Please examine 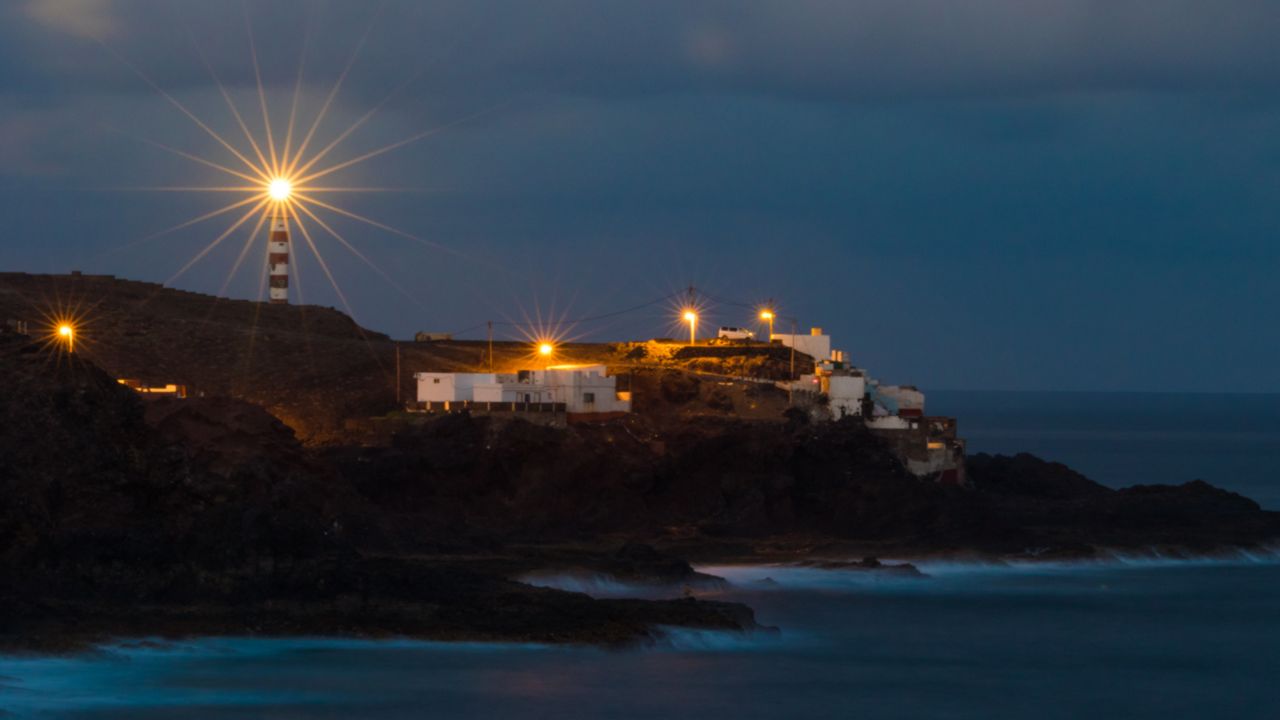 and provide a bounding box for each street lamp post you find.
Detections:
[538,341,554,369]
[683,310,697,346]
[58,324,74,354]
[789,318,796,379]
[759,309,774,342]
